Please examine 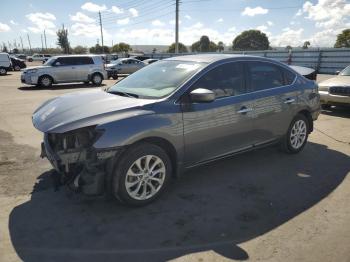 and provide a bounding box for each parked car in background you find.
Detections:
[32,54,320,206]
[0,52,12,75]
[289,65,317,81]
[318,65,350,109]
[27,54,52,62]
[14,54,27,60]
[105,58,145,74]
[21,55,107,87]
[10,56,26,71]
[143,58,159,65]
